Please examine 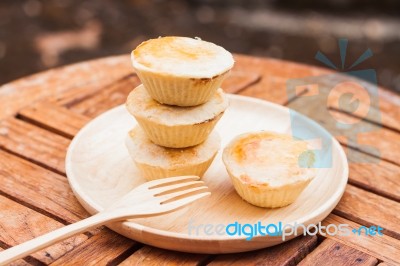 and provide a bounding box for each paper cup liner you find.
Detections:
[134,113,223,148]
[135,69,230,106]
[134,154,217,181]
[228,171,313,208]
